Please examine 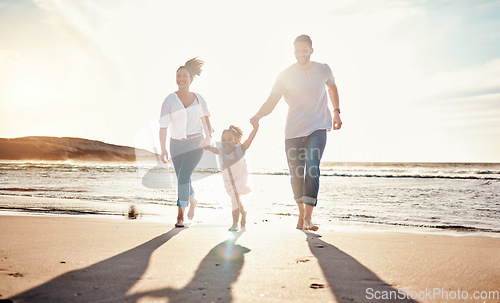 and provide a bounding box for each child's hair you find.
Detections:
[177,57,204,77]
[223,125,243,142]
